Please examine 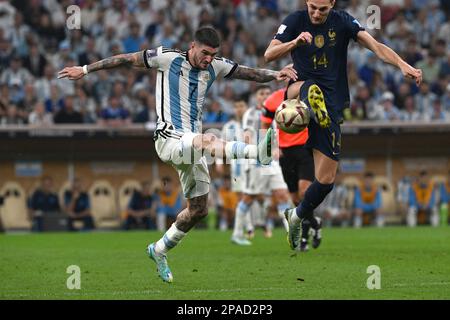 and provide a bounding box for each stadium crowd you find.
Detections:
[0,0,449,126]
